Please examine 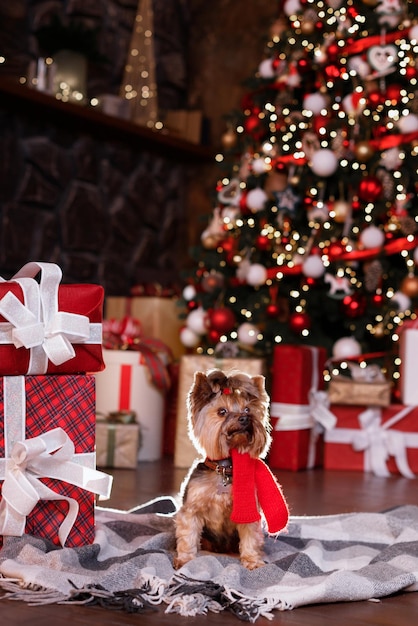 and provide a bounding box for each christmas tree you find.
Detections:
[179,0,418,370]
